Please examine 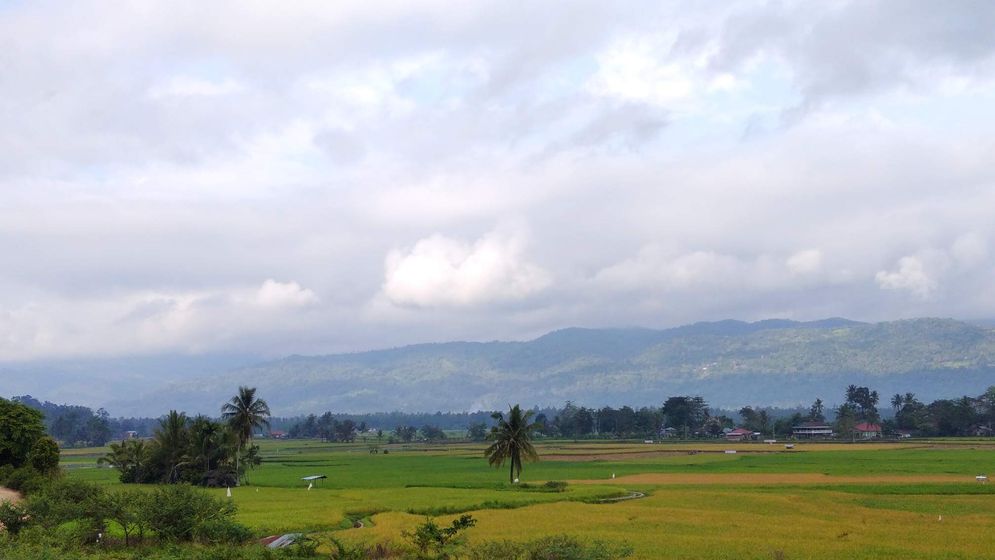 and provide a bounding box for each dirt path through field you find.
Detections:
[0,487,21,503]
[571,473,974,486]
